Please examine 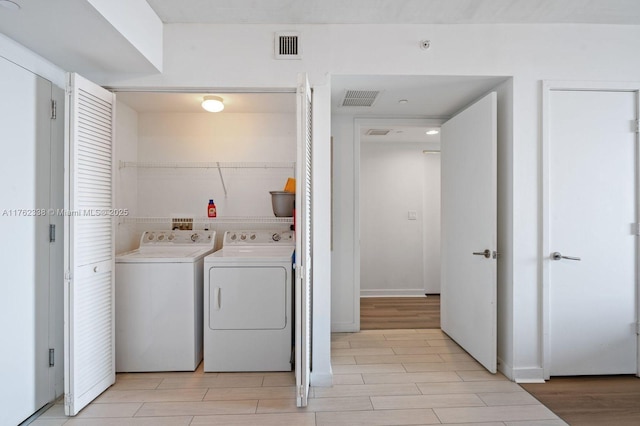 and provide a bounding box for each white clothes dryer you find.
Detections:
[115,230,216,372]
[203,230,294,372]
